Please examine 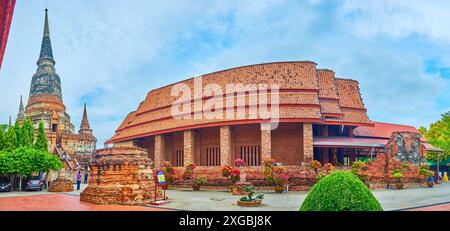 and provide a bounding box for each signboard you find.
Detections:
[155,171,166,186]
